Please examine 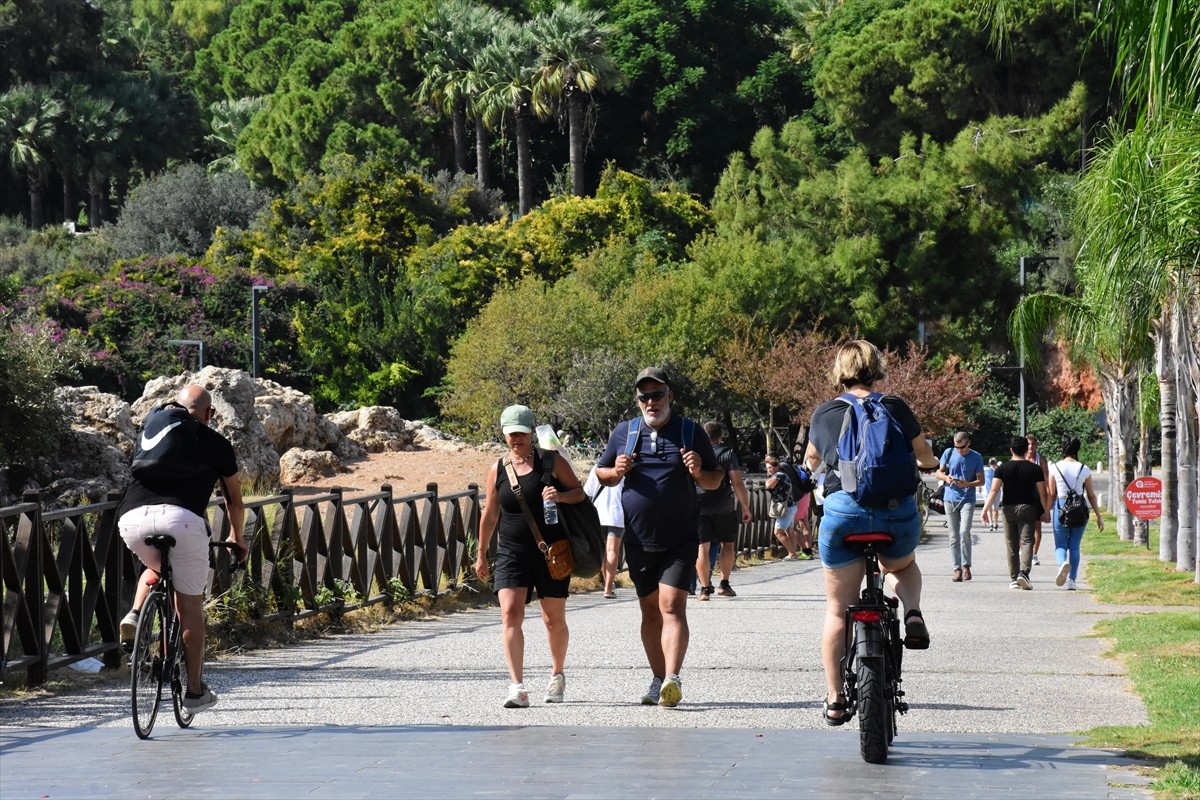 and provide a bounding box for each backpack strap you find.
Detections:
[681,418,695,453]
[624,418,642,458]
